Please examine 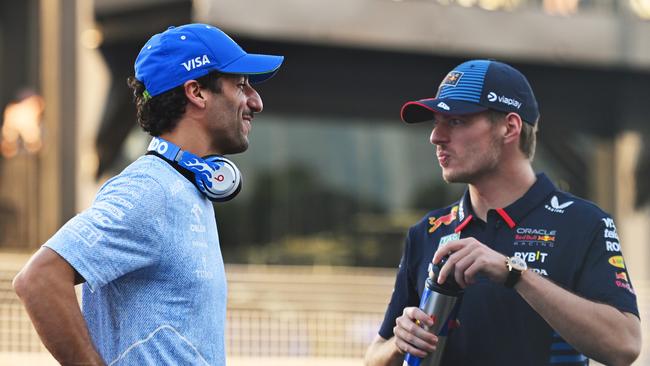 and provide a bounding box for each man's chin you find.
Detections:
[441,169,455,183]
[216,140,248,155]
[442,170,468,184]
[230,140,249,154]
